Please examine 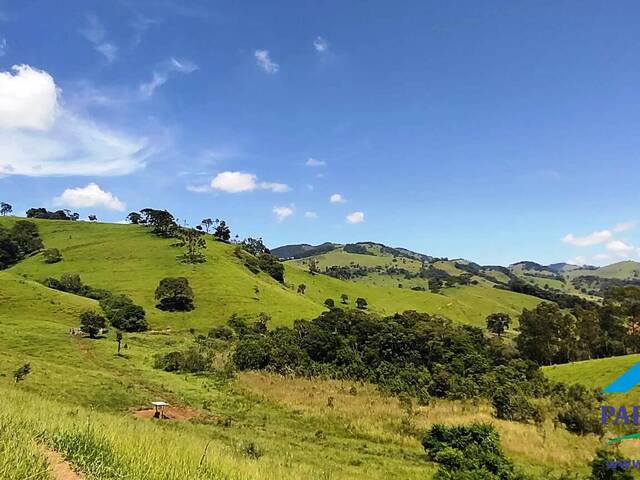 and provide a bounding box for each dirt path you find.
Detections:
[42,447,85,480]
